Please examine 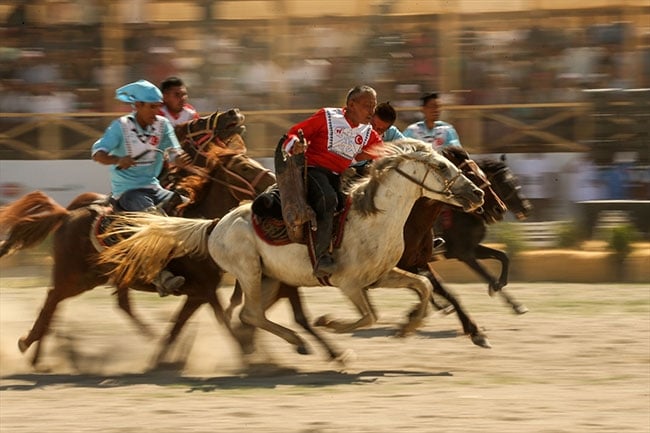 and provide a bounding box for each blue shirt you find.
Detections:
[403,120,462,150]
[382,125,405,142]
[91,113,180,197]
